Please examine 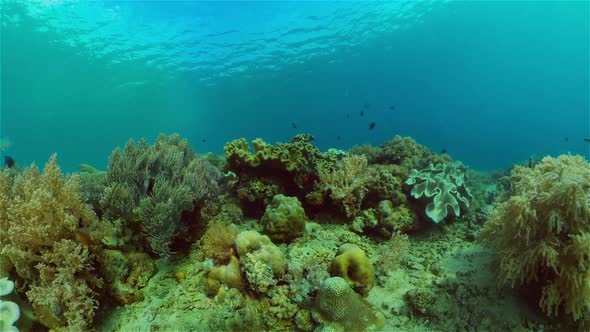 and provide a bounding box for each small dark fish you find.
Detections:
[201,138,207,143]
[291,122,297,129]
[4,156,14,168]
[389,105,396,111]
[565,137,569,142]
[337,135,341,140]
[369,122,376,130]
[584,137,590,142]
[441,148,447,154]
[360,111,364,117]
